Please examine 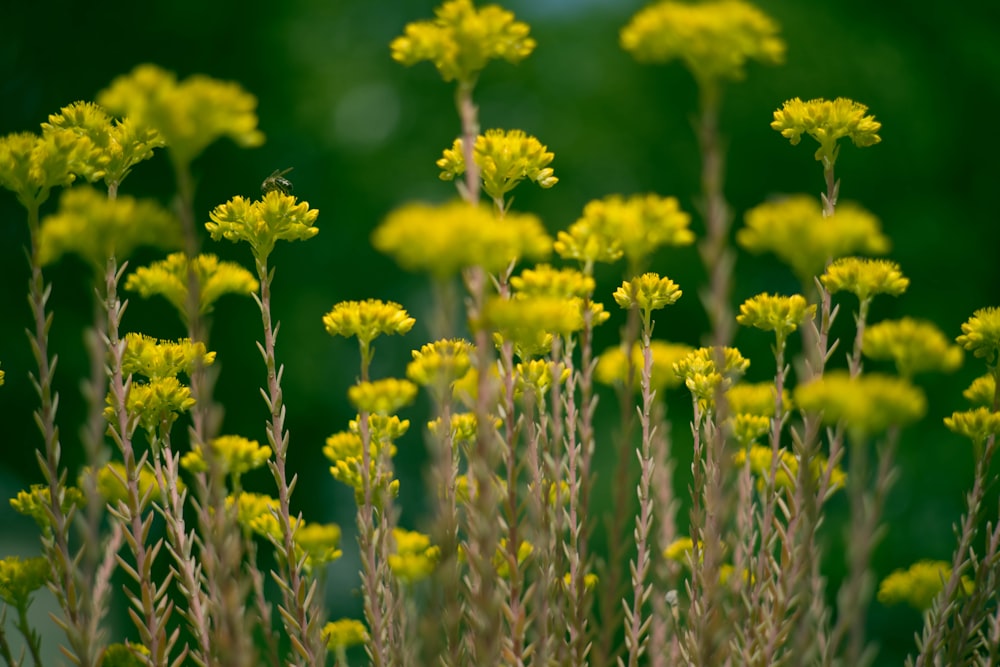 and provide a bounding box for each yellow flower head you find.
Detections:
[621,0,784,83]
[771,97,881,165]
[438,129,557,202]
[514,358,570,400]
[595,340,694,394]
[0,556,52,610]
[373,200,551,278]
[963,374,996,407]
[556,193,693,268]
[484,294,585,349]
[877,560,972,611]
[427,412,483,447]
[390,0,535,84]
[407,339,474,396]
[674,346,750,409]
[39,186,181,273]
[324,421,402,502]
[294,522,343,570]
[944,407,1000,445]
[956,307,1000,364]
[389,528,440,584]
[664,536,696,564]
[100,643,151,667]
[125,252,258,321]
[0,130,92,209]
[739,196,889,285]
[323,618,369,652]
[105,376,196,438]
[736,293,815,341]
[227,492,280,536]
[613,273,683,316]
[323,299,416,352]
[121,333,215,380]
[180,435,272,479]
[733,444,845,492]
[94,462,175,510]
[10,485,85,531]
[510,264,594,300]
[821,257,909,303]
[492,539,533,578]
[726,381,789,418]
[42,101,163,187]
[348,378,419,415]
[98,64,264,168]
[863,318,963,377]
[728,414,771,447]
[206,191,319,263]
[794,370,926,438]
